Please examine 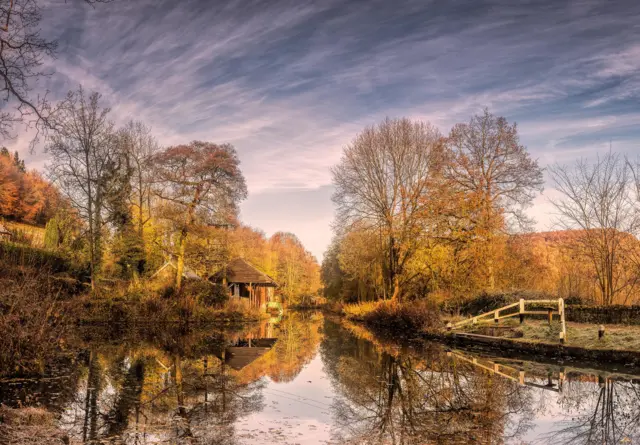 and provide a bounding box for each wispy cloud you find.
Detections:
[7,0,640,259]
